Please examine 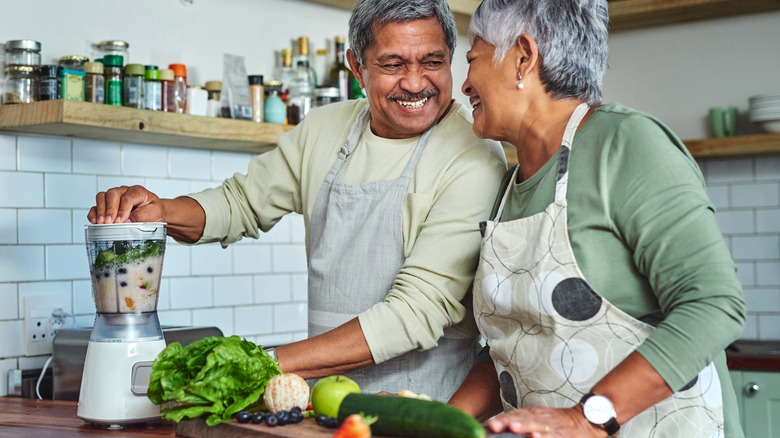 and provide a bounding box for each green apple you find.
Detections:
[310,375,361,418]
